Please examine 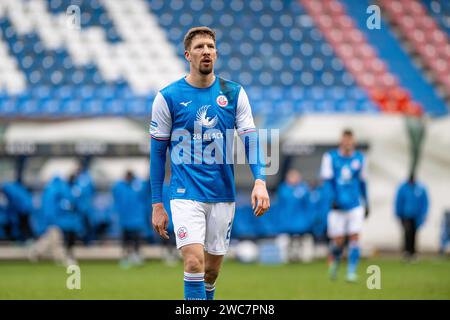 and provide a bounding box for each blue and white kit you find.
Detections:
[150,76,264,253]
[320,149,368,237]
